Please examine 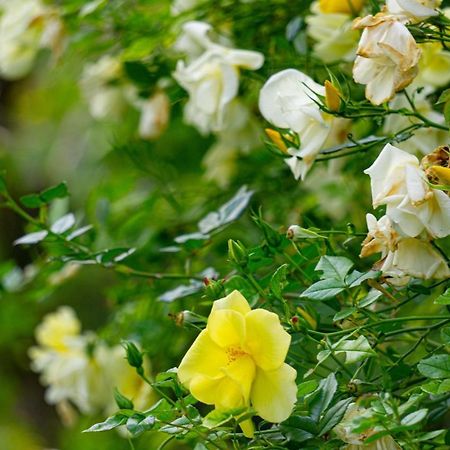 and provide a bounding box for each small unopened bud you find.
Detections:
[287,225,322,240]
[228,239,248,268]
[265,128,288,154]
[325,80,341,112]
[170,310,207,328]
[204,278,225,300]
[123,341,143,369]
